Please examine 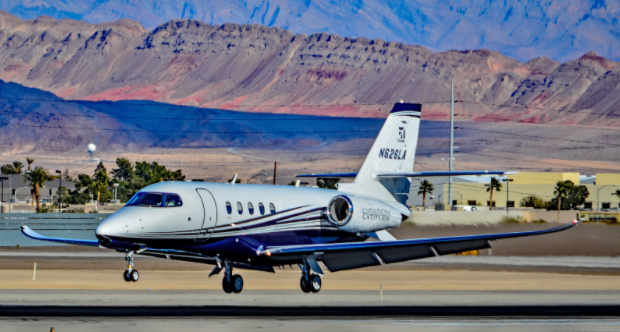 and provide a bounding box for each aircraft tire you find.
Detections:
[130,269,139,282]
[309,274,321,293]
[123,270,131,282]
[231,274,243,293]
[222,276,233,293]
[300,276,311,293]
